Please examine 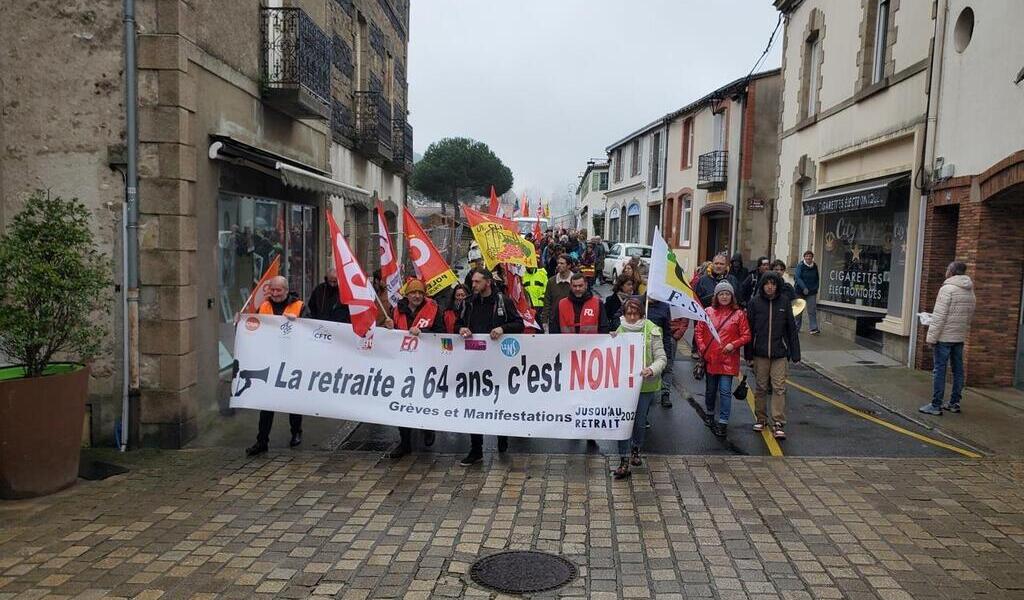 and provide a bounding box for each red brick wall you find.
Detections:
[915,202,960,372]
